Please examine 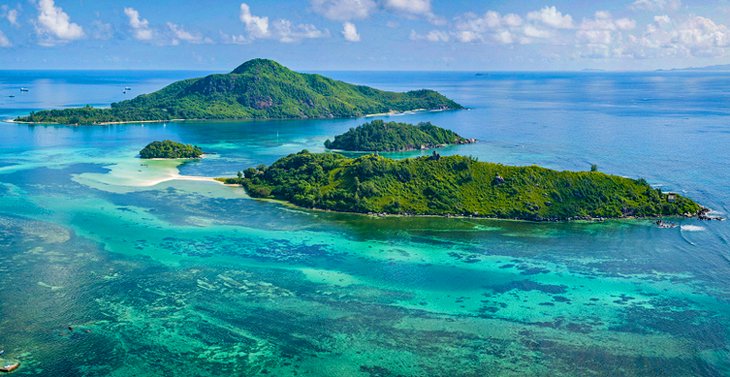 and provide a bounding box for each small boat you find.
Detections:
[19,88,28,92]
[0,362,19,372]
[8,95,14,98]
[124,87,132,91]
